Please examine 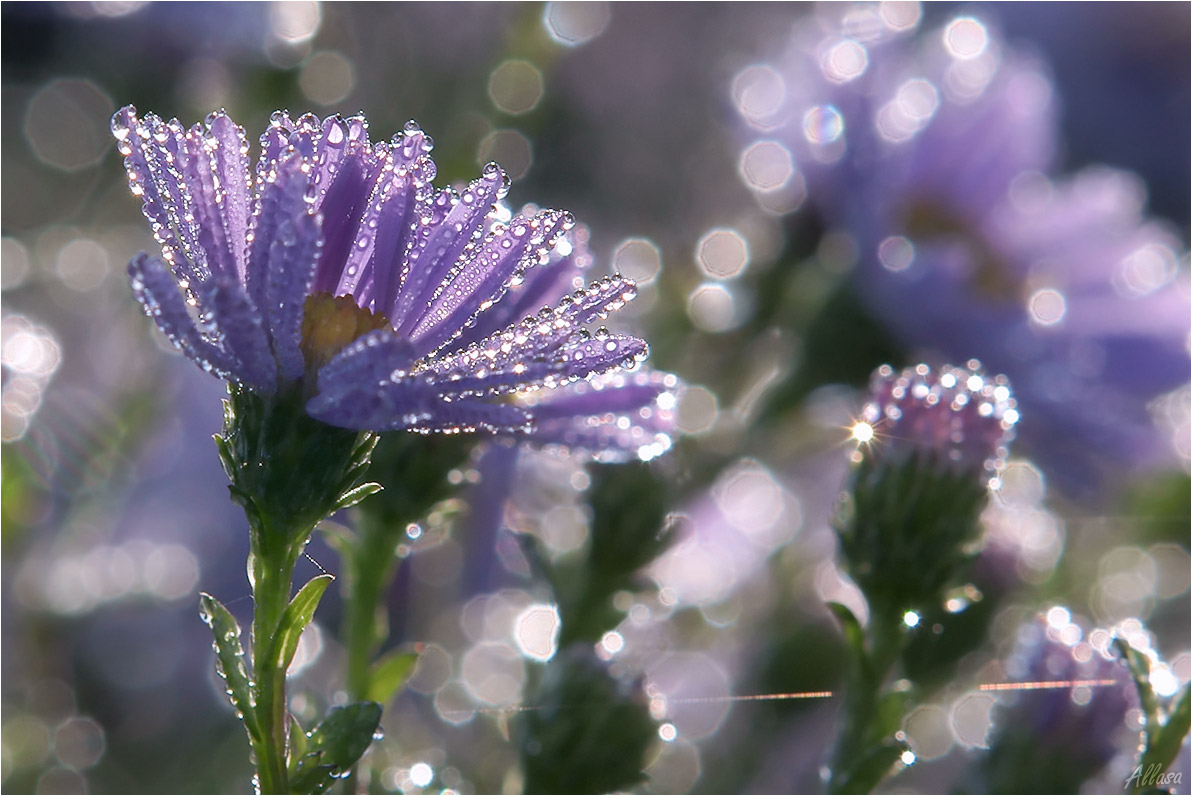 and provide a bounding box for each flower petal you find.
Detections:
[388,120,435,170]
[410,209,572,355]
[358,169,425,314]
[246,154,322,381]
[128,252,239,380]
[527,370,676,421]
[333,148,436,308]
[308,328,534,434]
[266,205,322,383]
[202,277,277,392]
[174,116,251,283]
[451,223,593,350]
[427,332,648,399]
[391,164,509,334]
[256,111,321,188]
[112,106,210,286]
[204,111,253,279]
[426,273,639,383]
[517,371,680,462]
[311,127,371,293]
[310,329,418,404]
[307,329,426,428]
[403,398,532,434]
